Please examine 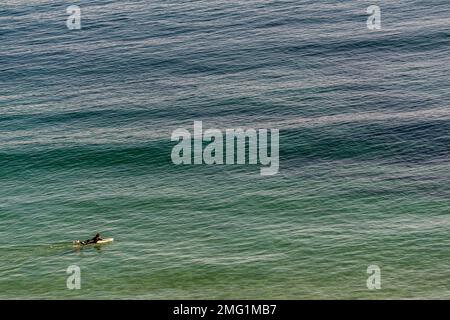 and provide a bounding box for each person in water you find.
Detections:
[76,233,103,245]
